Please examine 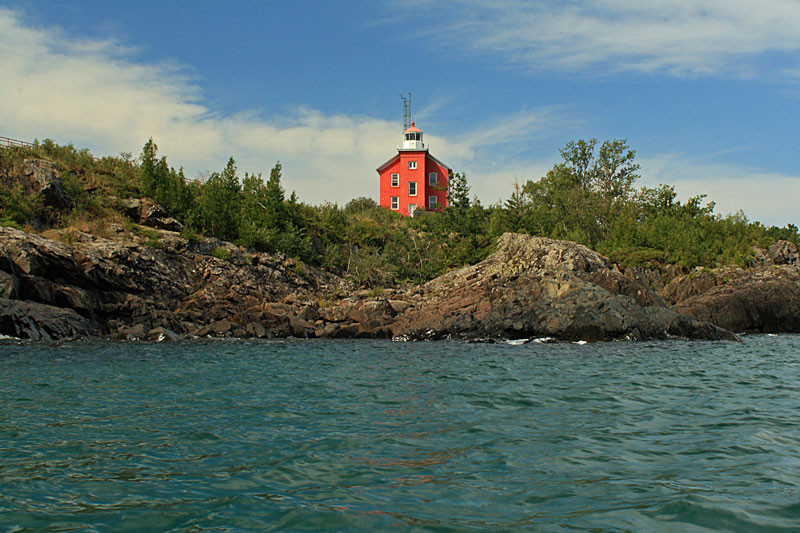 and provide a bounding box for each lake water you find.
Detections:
[2,336,800,531]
